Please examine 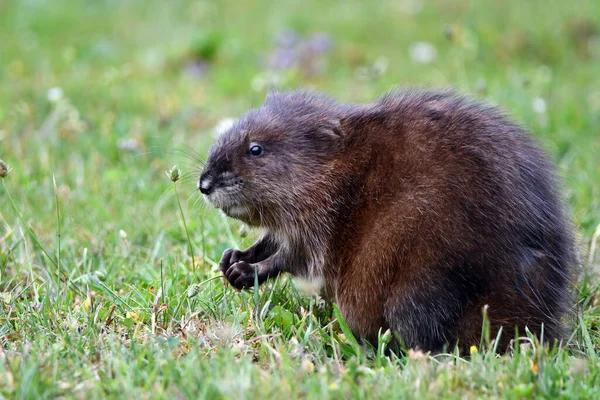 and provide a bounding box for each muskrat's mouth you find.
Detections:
[202,188,256,222]
[222,204,249,218]
[202,189,248,218]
